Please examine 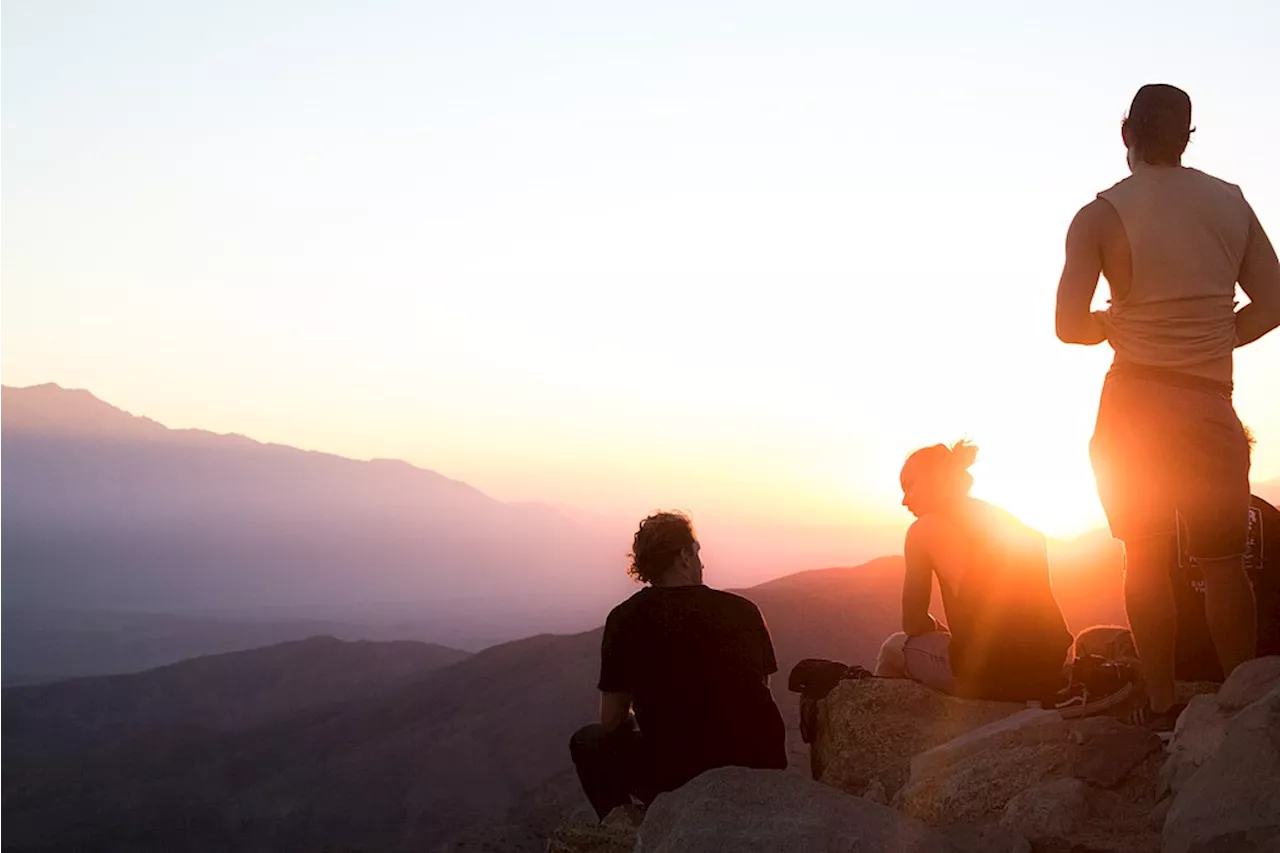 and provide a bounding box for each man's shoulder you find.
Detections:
[702,586,763,614]
[1096,174,1136,202]
[605,588,650,622]
[1184,167,1244,195]
[1074,195,1123,231]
